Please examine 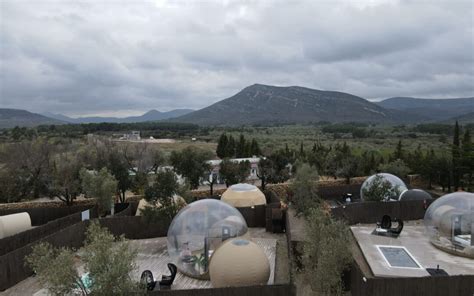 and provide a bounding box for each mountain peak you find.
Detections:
[143,109,162,116]
[173,84,402,125]
[0,108,64,128]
